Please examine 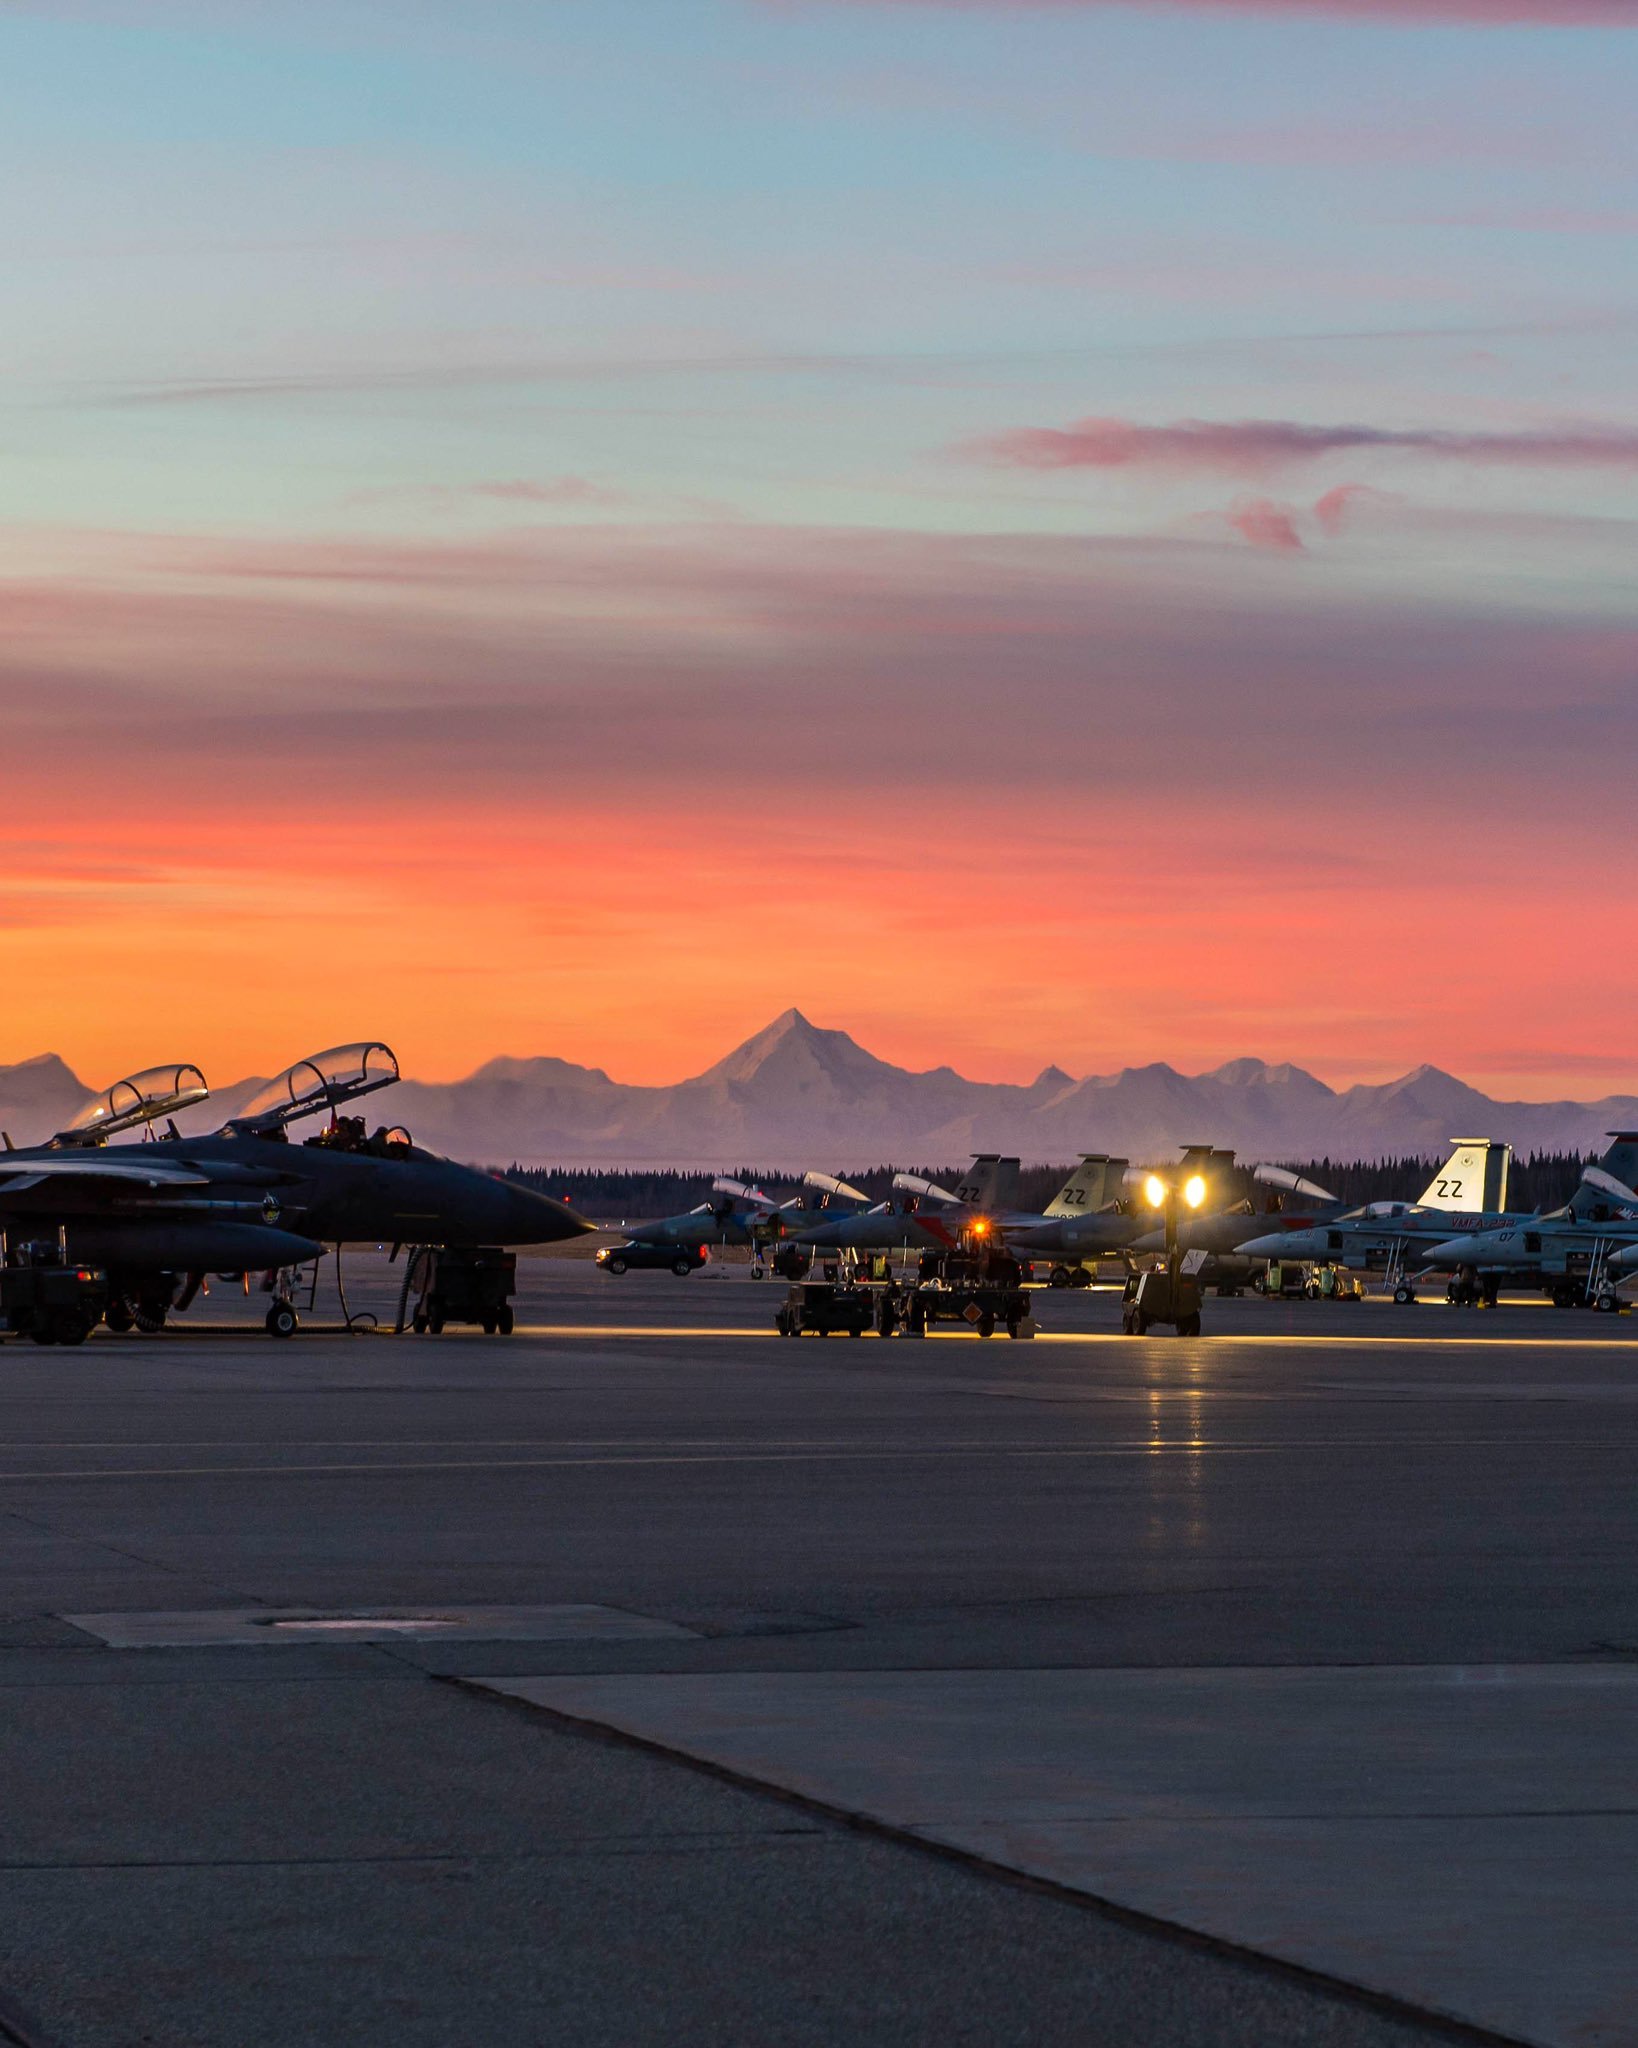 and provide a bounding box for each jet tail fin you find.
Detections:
[1595,1133,1638,1195]
[1045,1154,1125,1217]
[951,1154,1020,1210]
[1417,1140,1509,1213]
